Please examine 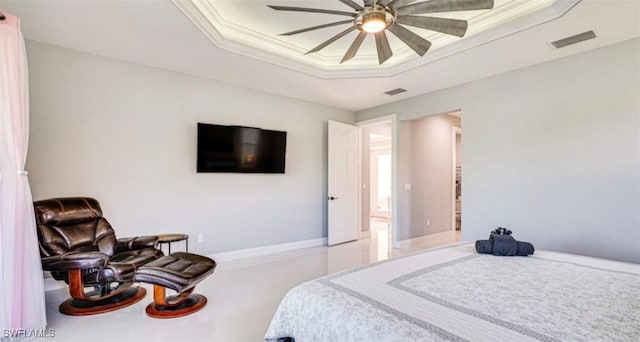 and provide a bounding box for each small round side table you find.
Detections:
[157,233,189,255]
